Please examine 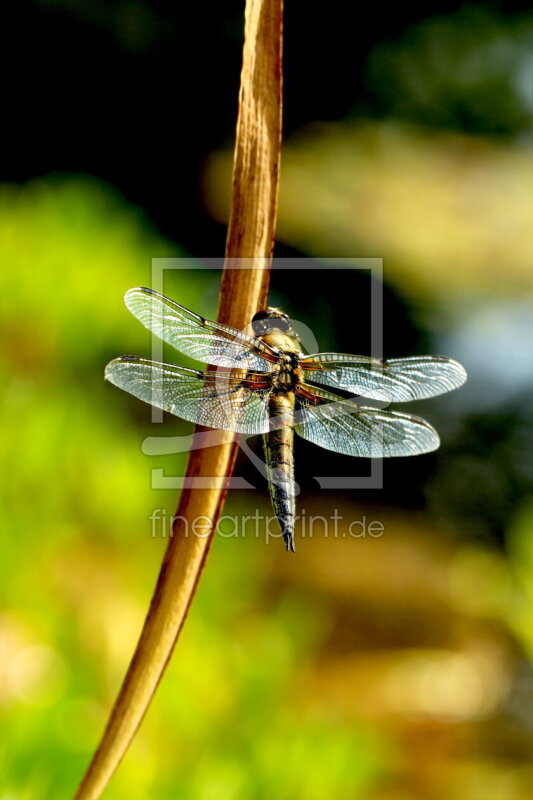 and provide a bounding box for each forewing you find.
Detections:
[125,287,277,370]
[302,353,466,402]
[105,356,273,434]
[294,385,440,457]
